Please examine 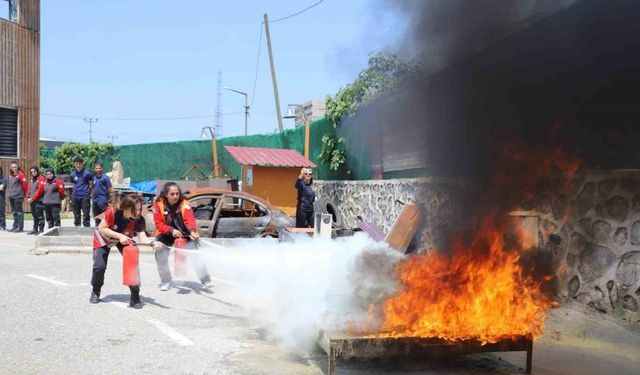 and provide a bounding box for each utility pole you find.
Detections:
[224,87,249,136]
[107,135,118,144]
[83,118,98,143]
[263,14,284,132]
[215,69,224,138]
